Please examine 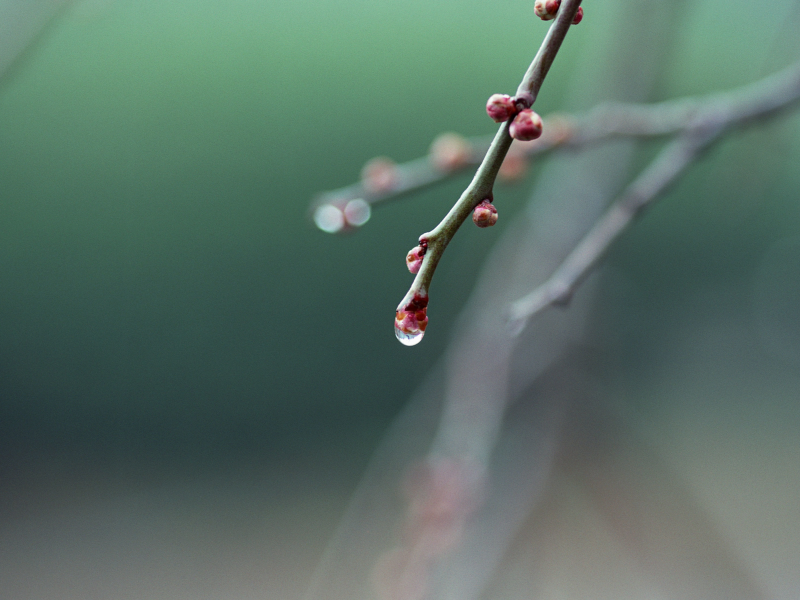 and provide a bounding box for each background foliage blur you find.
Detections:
[1,1,799,599]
